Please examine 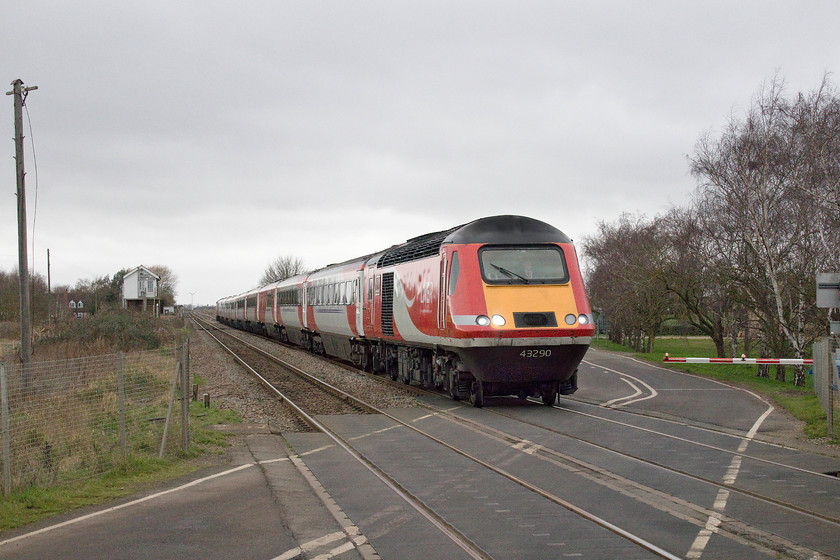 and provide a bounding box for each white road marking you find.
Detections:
[272,531,346,560]
[685,404,774,559]
[584,360,659,408]
[601,376,642,407]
